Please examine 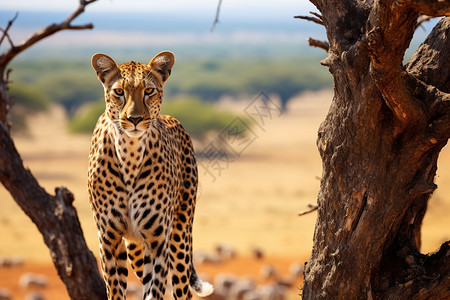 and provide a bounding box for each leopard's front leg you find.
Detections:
[97,225,129,300]
[133,195,173,300]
